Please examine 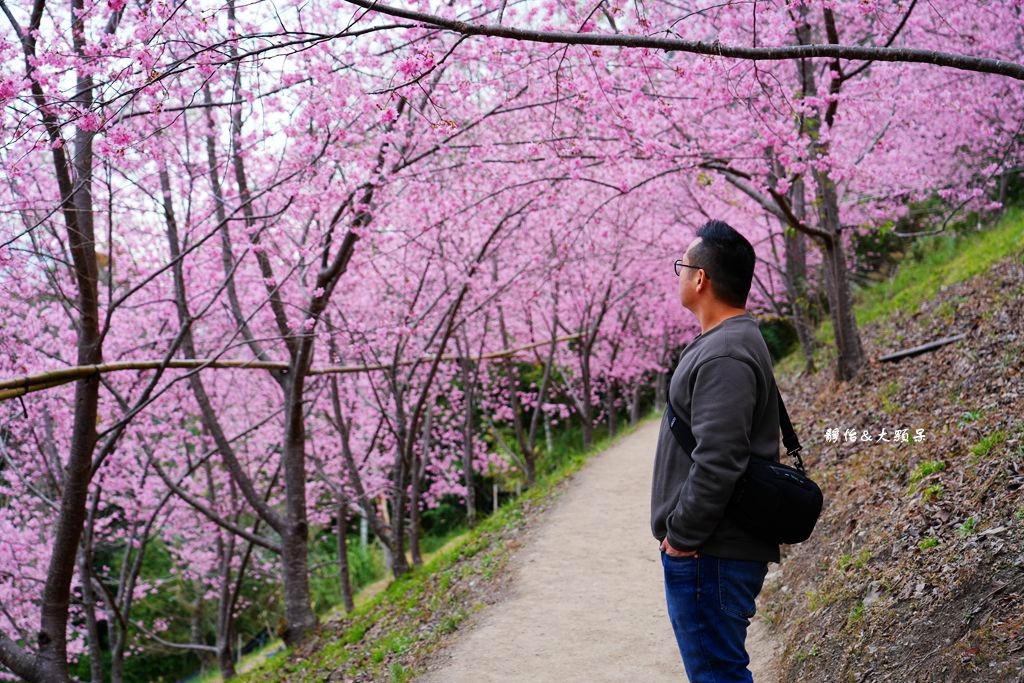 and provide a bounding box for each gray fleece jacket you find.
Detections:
[650,312,781,564]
